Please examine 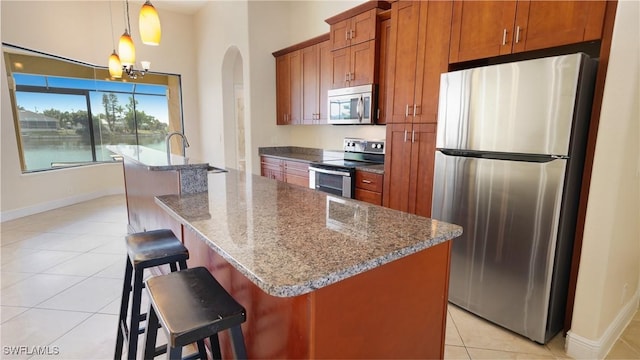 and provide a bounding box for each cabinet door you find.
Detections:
[302,45,319,124]
[350,9,378,46]
[276,55,291,125]
[261,157,284,181]
[377,18,391,125]
[289,50,302,124]
[386,1,421,124]
[318,40,332,124]
[349,40,376,87]
[449,1,517,63]
[330,18,350,51]
[413,0,452,124]
[330,47,350,89]
[407,124,436,217]
[383,123,413,212]
[512,0,606,53]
